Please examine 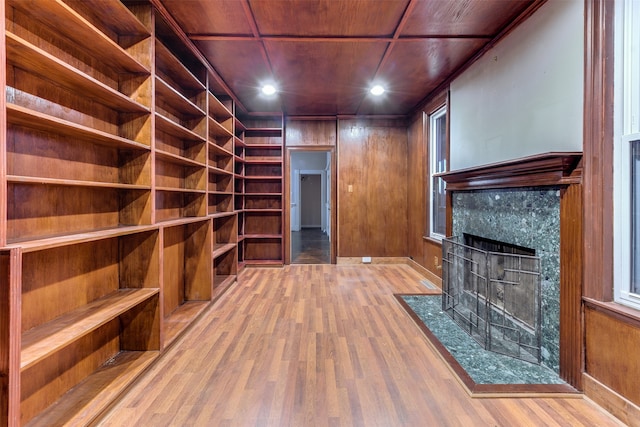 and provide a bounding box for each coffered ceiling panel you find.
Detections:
[194,40,278,113]
[159,0,252,35]
[249,0,410,37]
[158,0,543,116]
[265,40,388,115]
[401,0,534,36]
[359,38,489,115]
